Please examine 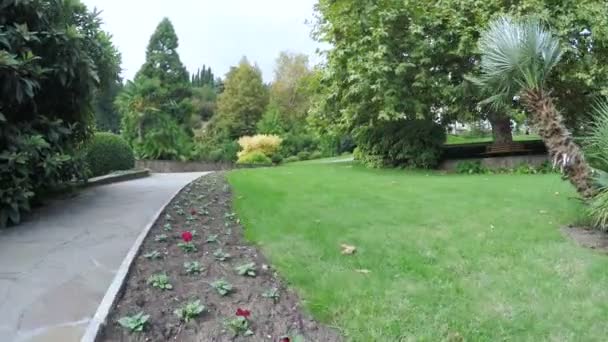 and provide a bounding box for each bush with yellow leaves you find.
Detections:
[237,134,283,164]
